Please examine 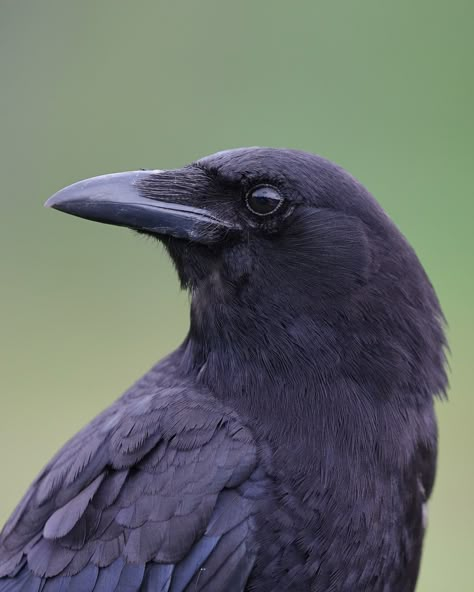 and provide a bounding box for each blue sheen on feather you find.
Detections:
[141,563,174,592]
[42,576,71,592]
[18,577,42,592]
[0,568,27,592]
[169,535,220,592]
[0,568,41,592]
[94,558,125,592]
[220,551,256,592]
[67,564,98,592]
[115,562,145,591]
